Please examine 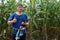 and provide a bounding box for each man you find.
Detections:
[7,4,29,40]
